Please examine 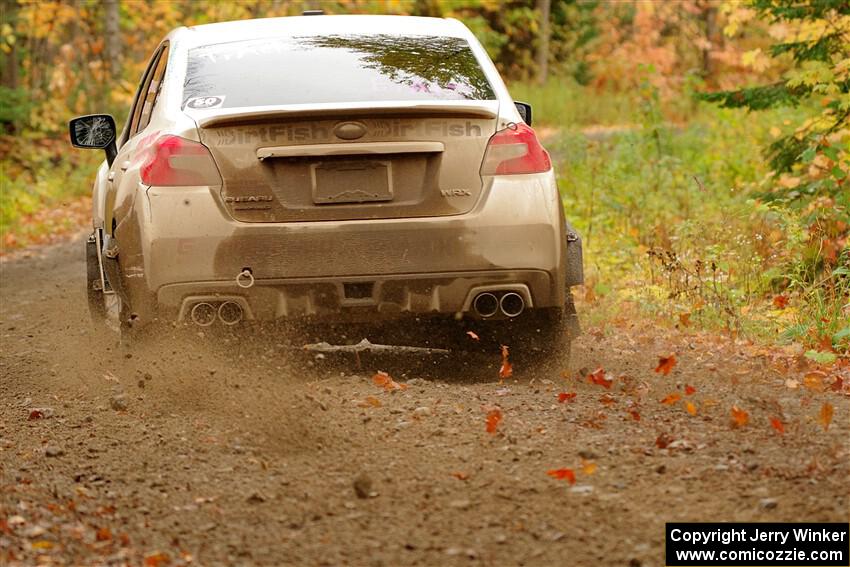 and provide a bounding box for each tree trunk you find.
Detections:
[536,0,551,85]
[701,2,716,80]
[0,0,18,90]
[104,0,121,80]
